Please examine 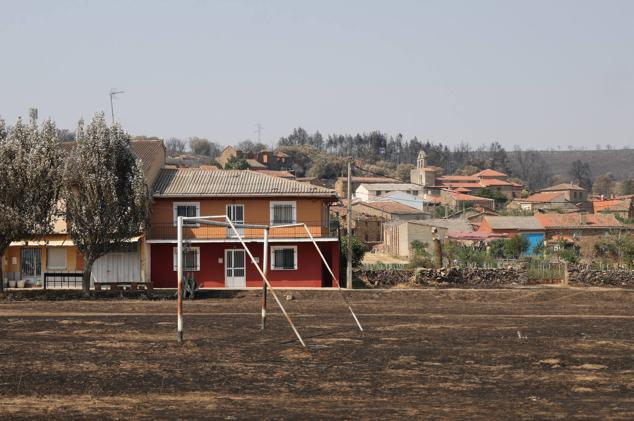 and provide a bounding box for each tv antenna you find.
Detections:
[109,89,125,124]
